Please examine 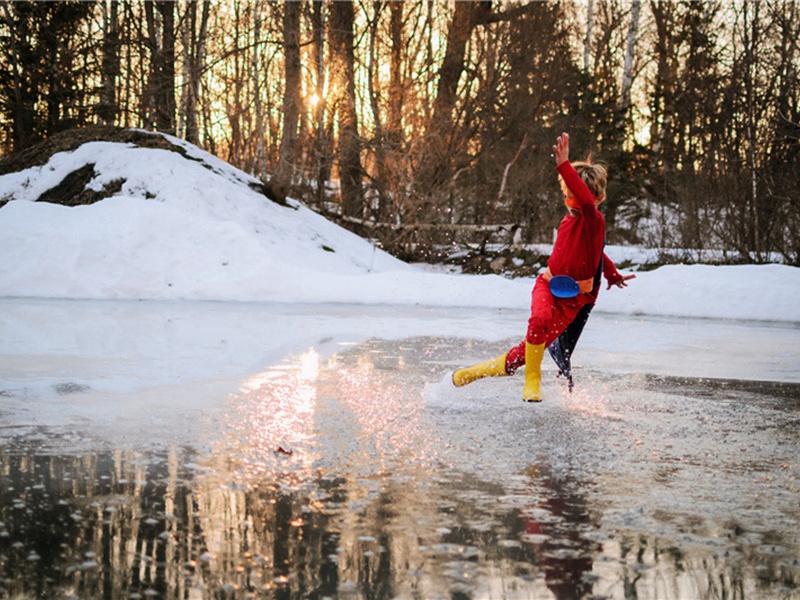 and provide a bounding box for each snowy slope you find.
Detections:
[0,134,410,298]
[1,131,799,322]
